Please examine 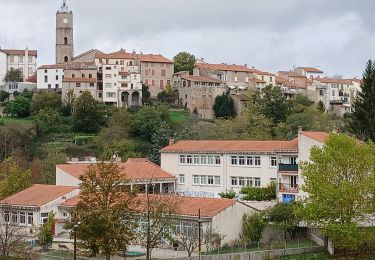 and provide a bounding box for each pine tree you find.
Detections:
[351,60,375,141]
